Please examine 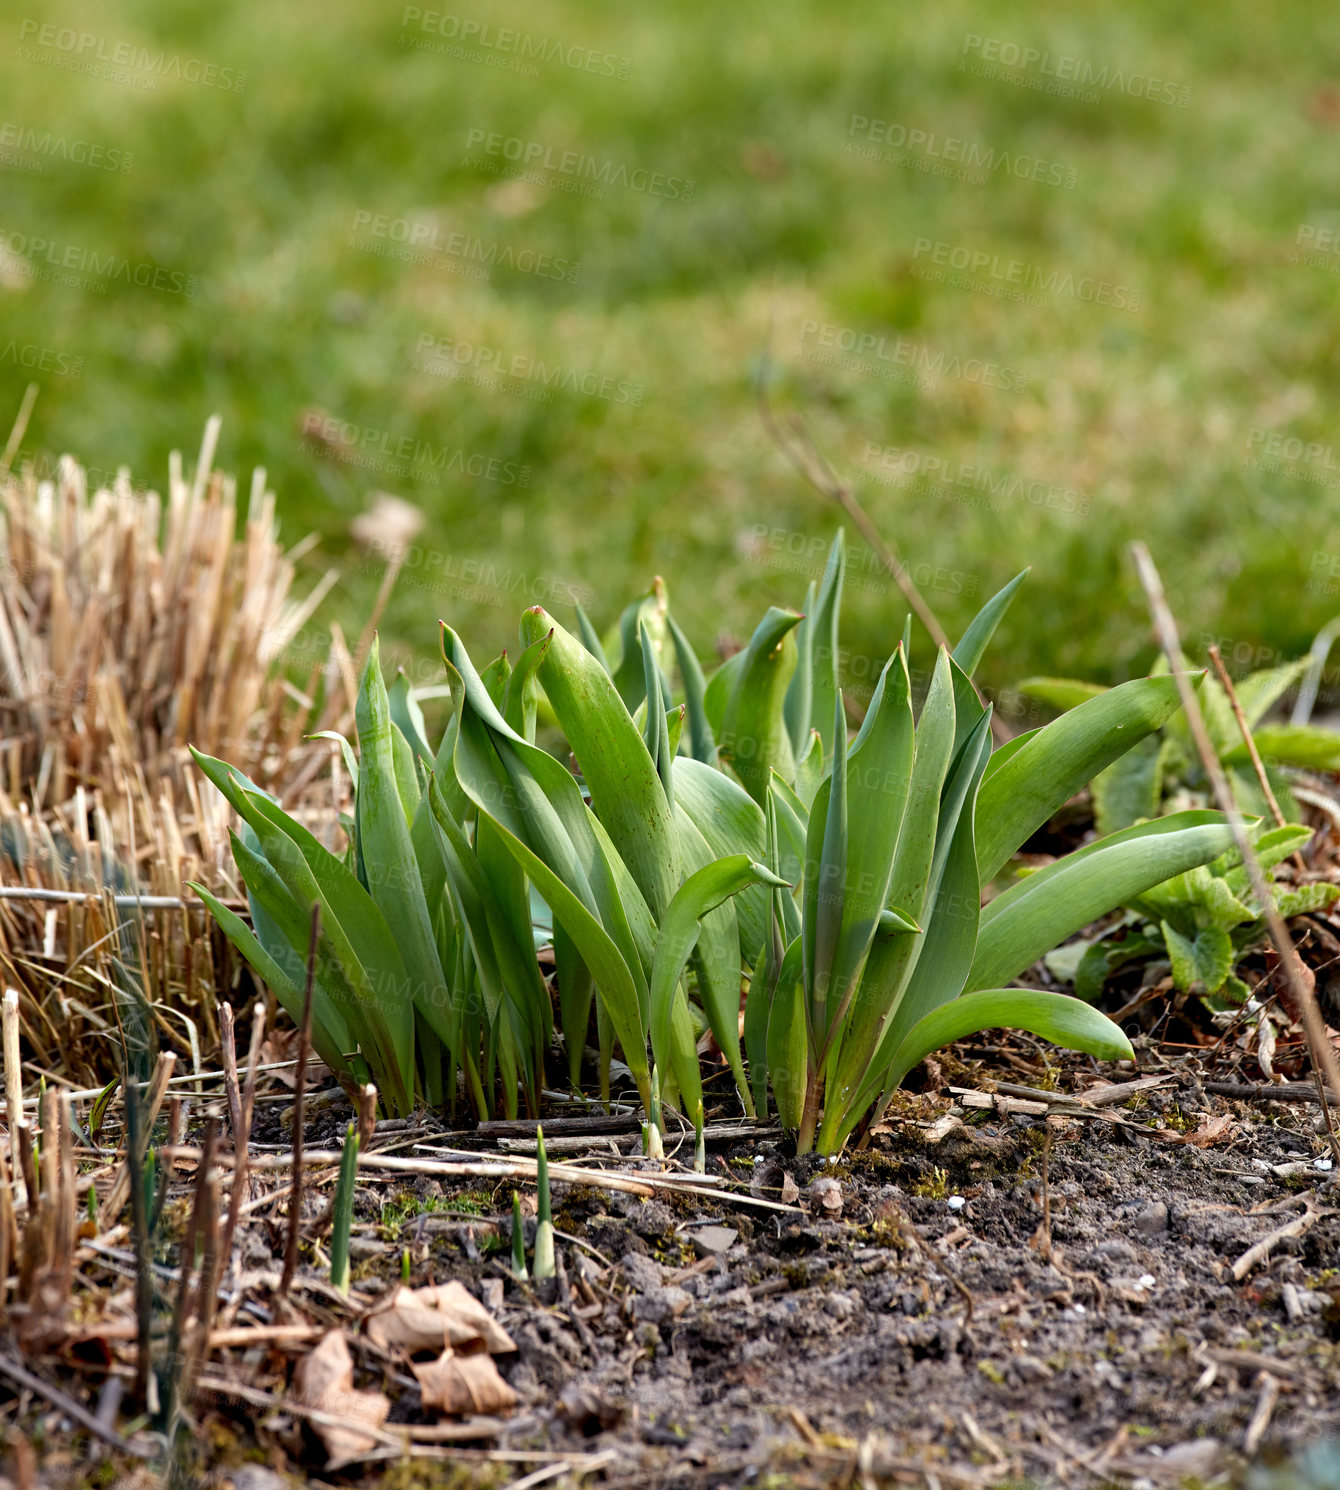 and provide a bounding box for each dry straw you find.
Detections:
[0,406,349,1088]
